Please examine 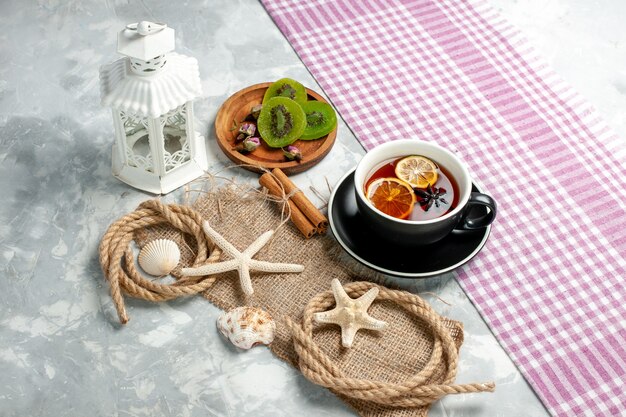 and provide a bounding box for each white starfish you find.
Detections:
[181,221,304,296]
[314,279,388,348]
